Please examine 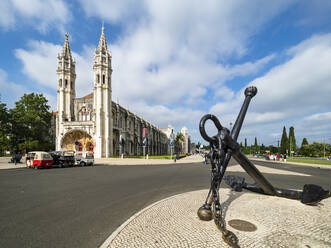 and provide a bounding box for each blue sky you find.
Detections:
[1,0,331,147]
